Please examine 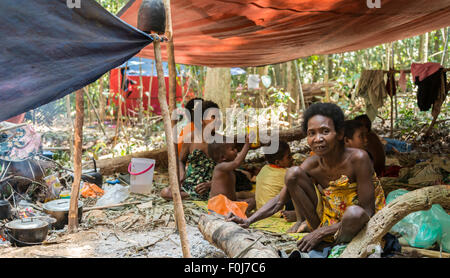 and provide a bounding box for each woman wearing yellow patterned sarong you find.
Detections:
[226,103,386,253]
